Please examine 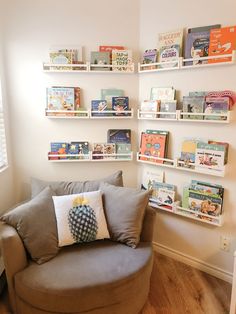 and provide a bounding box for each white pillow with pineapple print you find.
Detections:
[52,190,110,247]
